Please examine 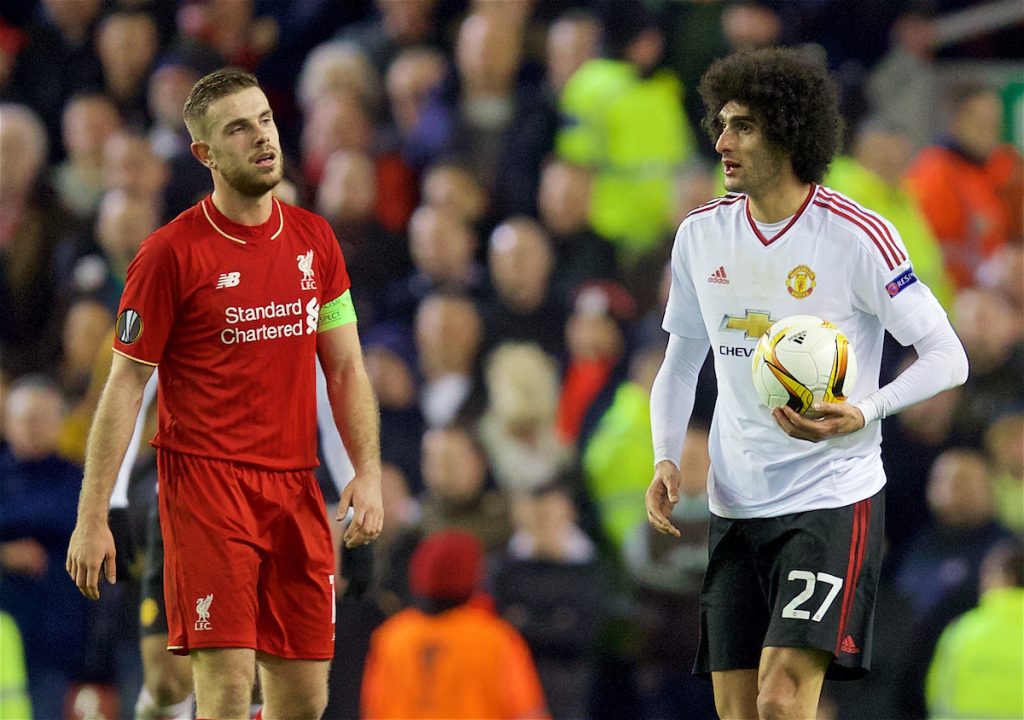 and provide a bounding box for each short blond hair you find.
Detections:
[182,68,260,141]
